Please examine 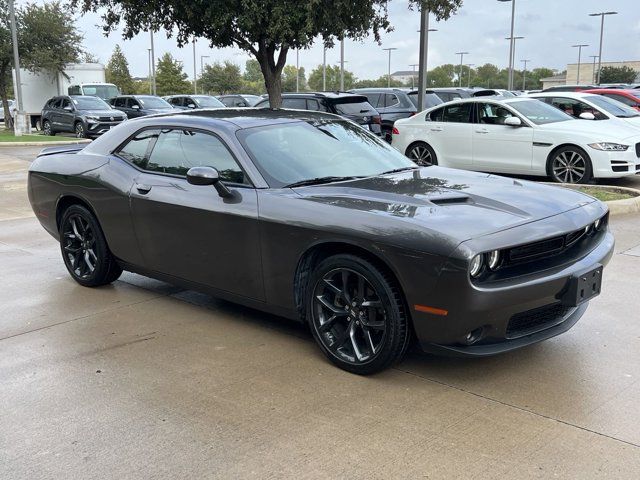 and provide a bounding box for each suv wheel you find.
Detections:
[75,122,87,139]
[43,120,54,136]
